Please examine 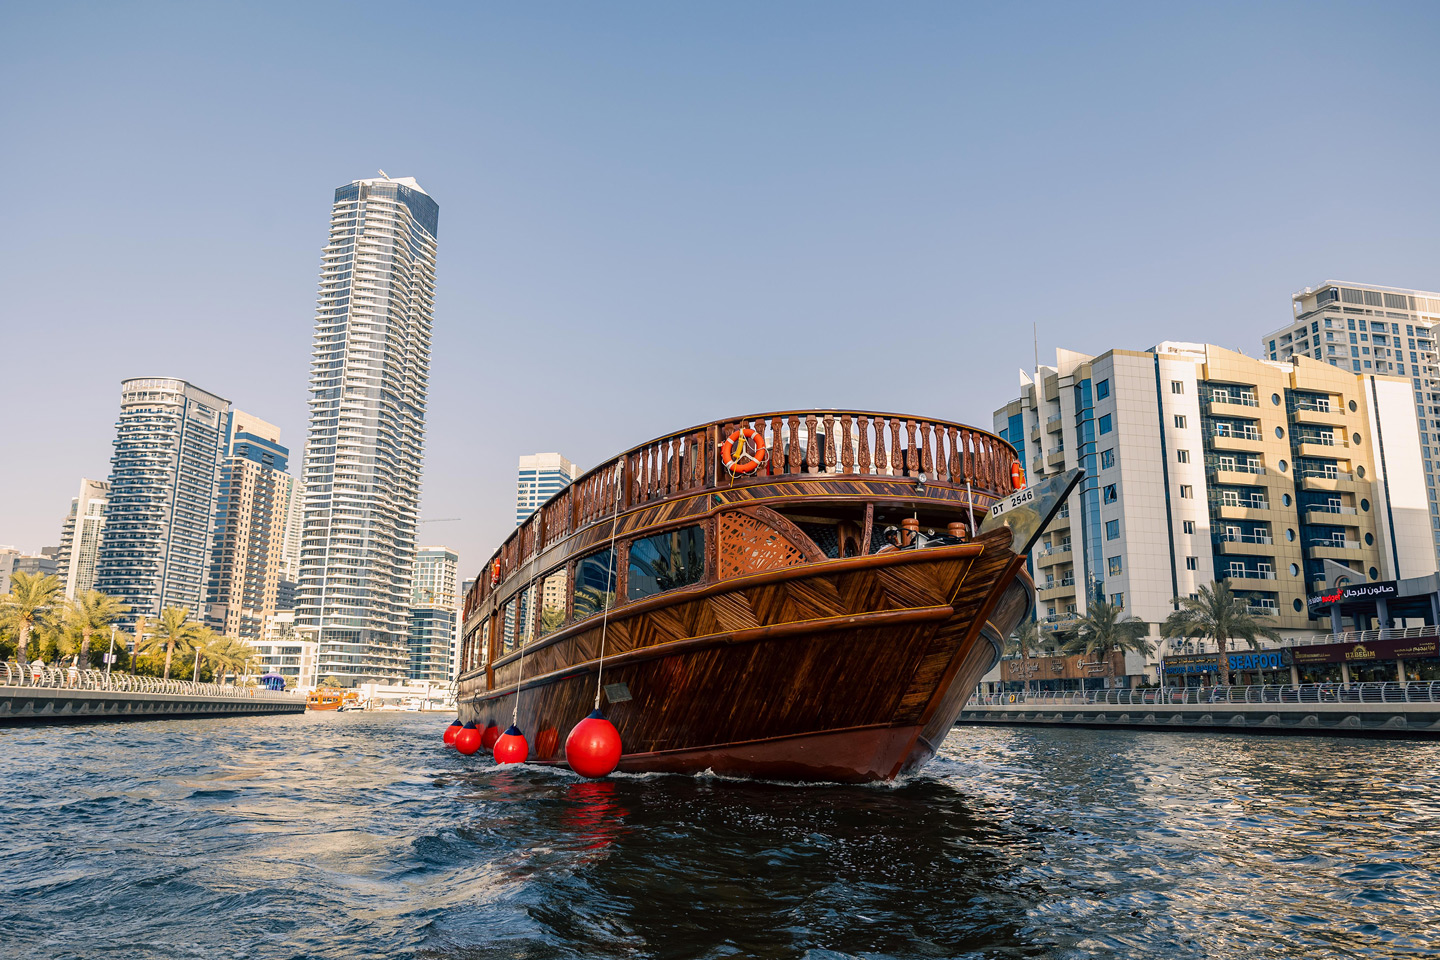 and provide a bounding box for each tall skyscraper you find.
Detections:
[1262,281,1440,558]
[408,545,458,683]
[297,175,439,685]
[95,378,230,628]
[55,478,110,599]
[515,453,579,525]
[205,412,292,640]
[995,343,1436,670]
